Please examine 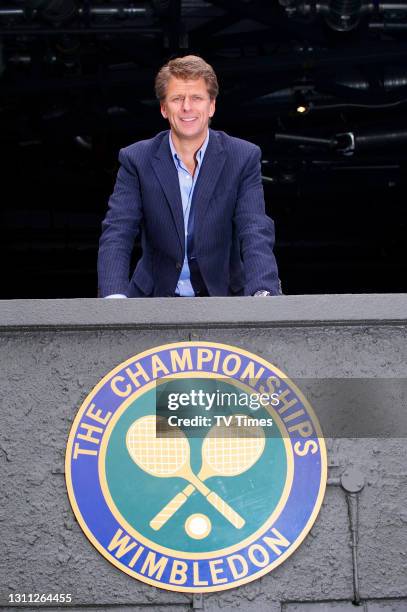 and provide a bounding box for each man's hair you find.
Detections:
[155,55,219,101]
